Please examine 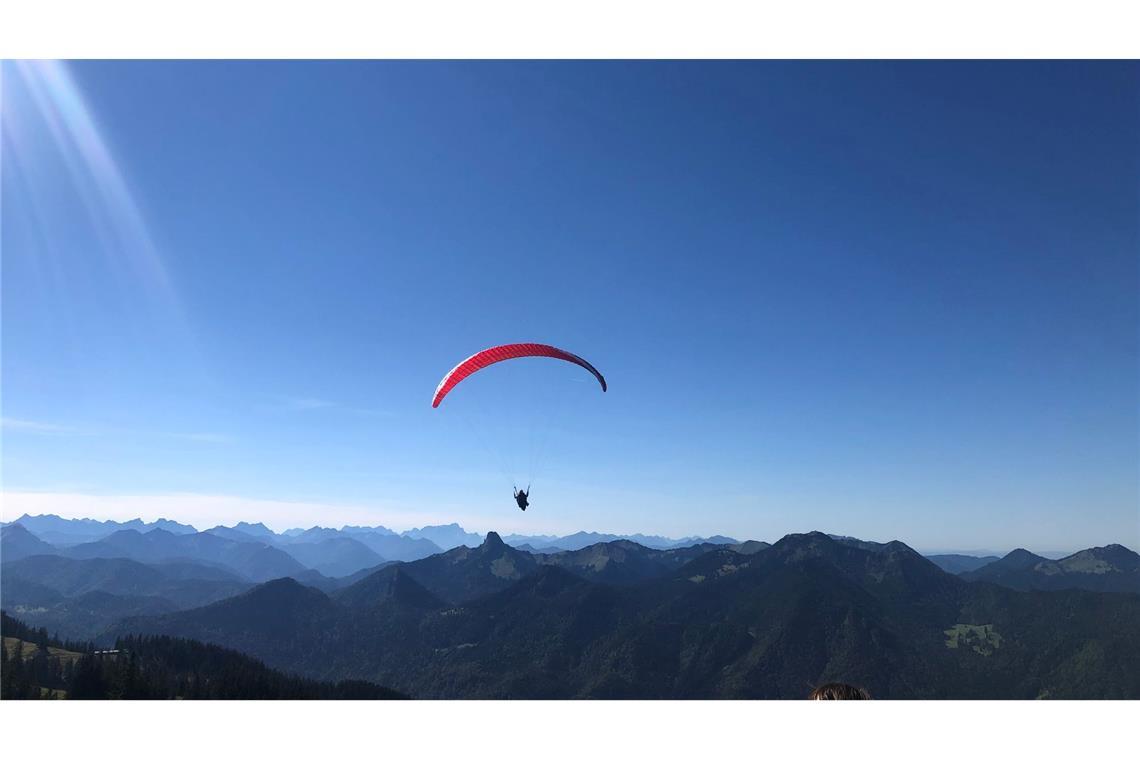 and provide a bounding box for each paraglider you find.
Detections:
[432,343,606,409]
[432,343,606,512]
